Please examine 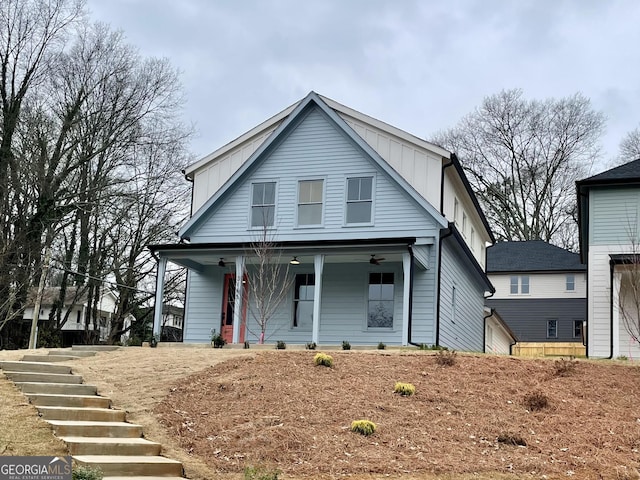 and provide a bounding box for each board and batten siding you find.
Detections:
[438,238,486,352]
[188,106,440,244]
[489,272,586,300]
[183,267,223,343]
